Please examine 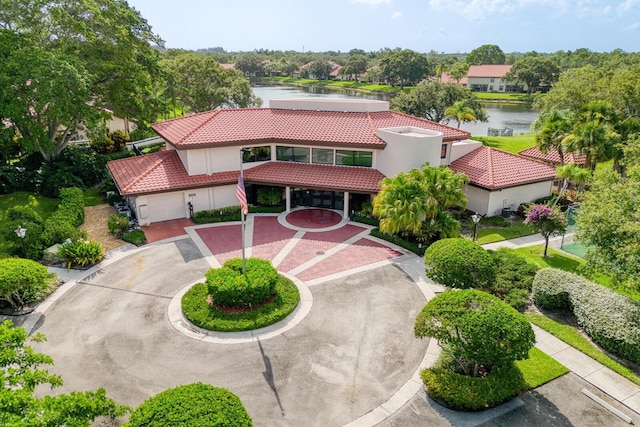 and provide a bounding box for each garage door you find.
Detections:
[147,192,185,223]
